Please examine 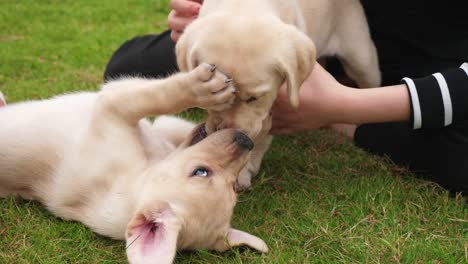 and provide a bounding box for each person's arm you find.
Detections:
[338,84,411,125]
[401,63,468,129]
[271,63,468,134]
